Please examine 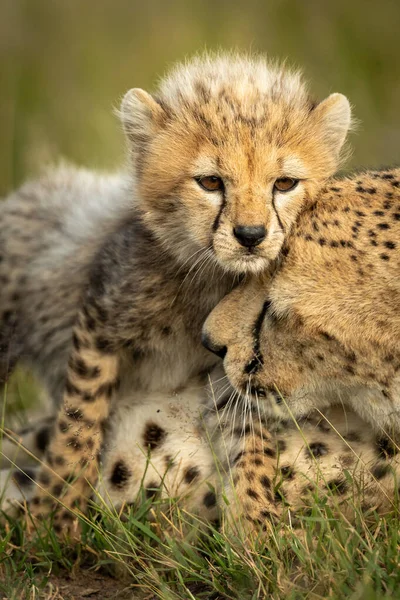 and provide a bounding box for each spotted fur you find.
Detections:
[204,167,400,437]
[0,53,353,531]
[2,372,399,531]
